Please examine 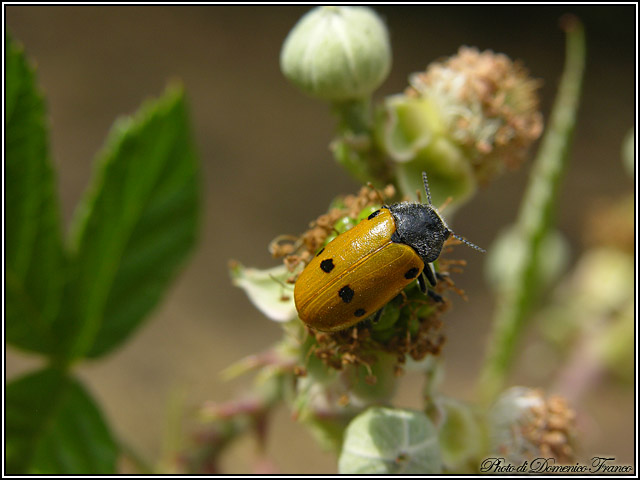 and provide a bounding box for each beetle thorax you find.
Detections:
[386,203,451,264]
